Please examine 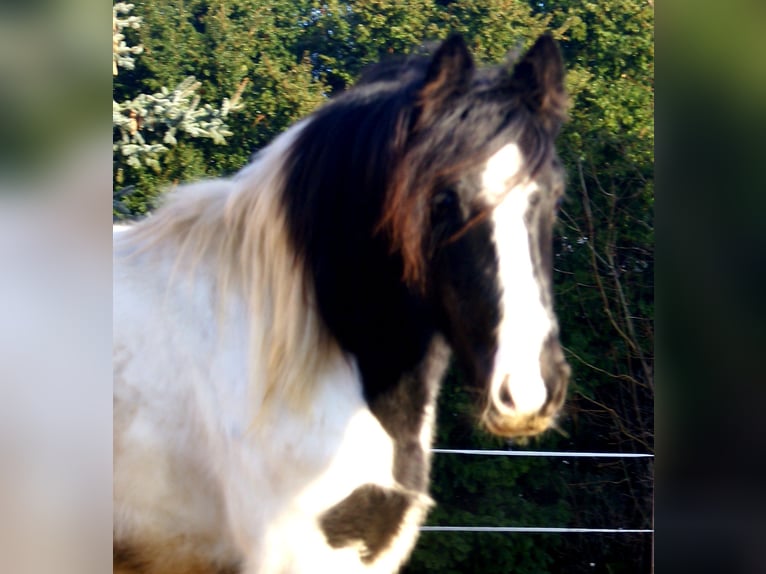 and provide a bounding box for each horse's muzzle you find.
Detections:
[481,338,570,438]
